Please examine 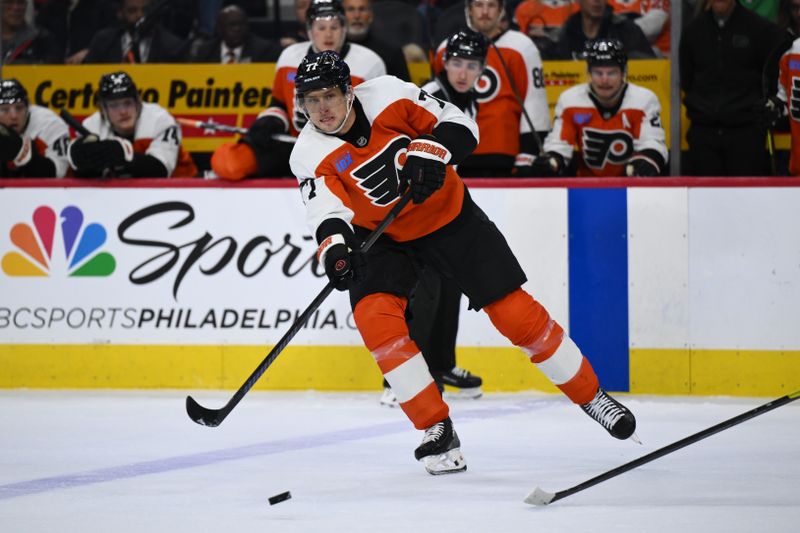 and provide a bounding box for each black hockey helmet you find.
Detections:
[295,51,352,97]
[0,79,29,106]
[444,30,488,65]
[585,39,627,71]
[98,71,139,102]
[306,0,345,27]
